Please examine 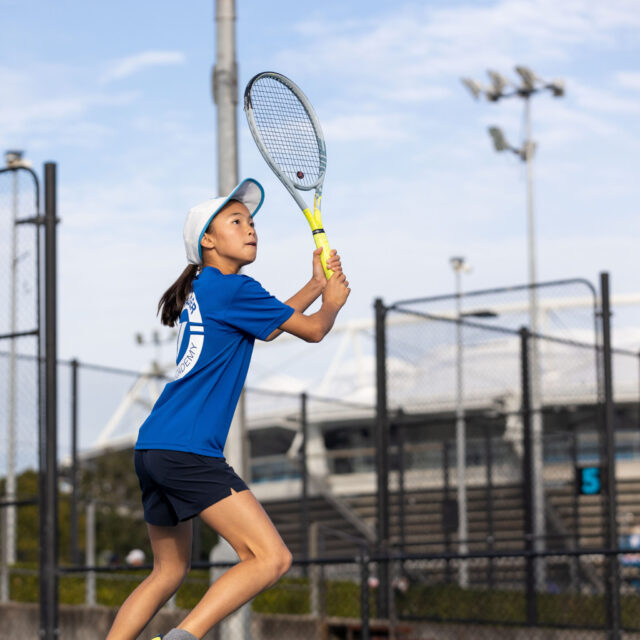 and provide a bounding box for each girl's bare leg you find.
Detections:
[106,520,192,640]
[177,489,292,639]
